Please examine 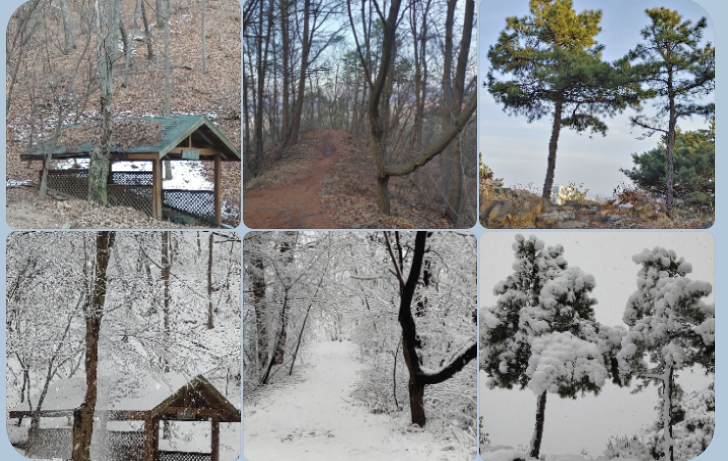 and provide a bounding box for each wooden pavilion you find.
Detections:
[9,374,241,461]
[21,115,241,226]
